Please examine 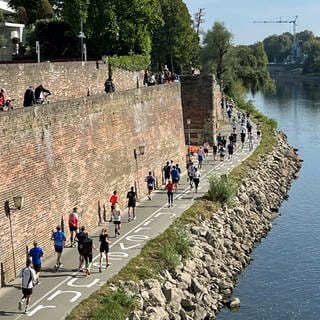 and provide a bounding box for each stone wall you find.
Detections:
[0,61,144,107]
[0,83,185,283]
[180,75,222,146]
[116,132,302,320]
